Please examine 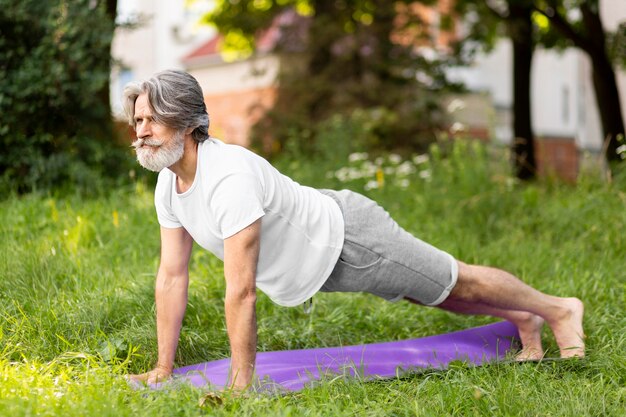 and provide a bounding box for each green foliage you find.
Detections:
[452,0,504,56]
[607,21,626,69]
[205,0,461,156]
[532,0,594,50]
[203,0,297,55]
[532,0,625,163]
[0,0,131,194]
[1,141,625,415]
